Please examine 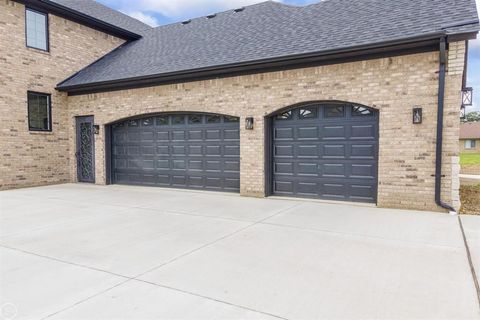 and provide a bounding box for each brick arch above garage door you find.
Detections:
[109,113,241,193]
[267,102,379,203]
